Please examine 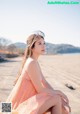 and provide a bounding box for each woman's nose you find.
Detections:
[42,44,46,49]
